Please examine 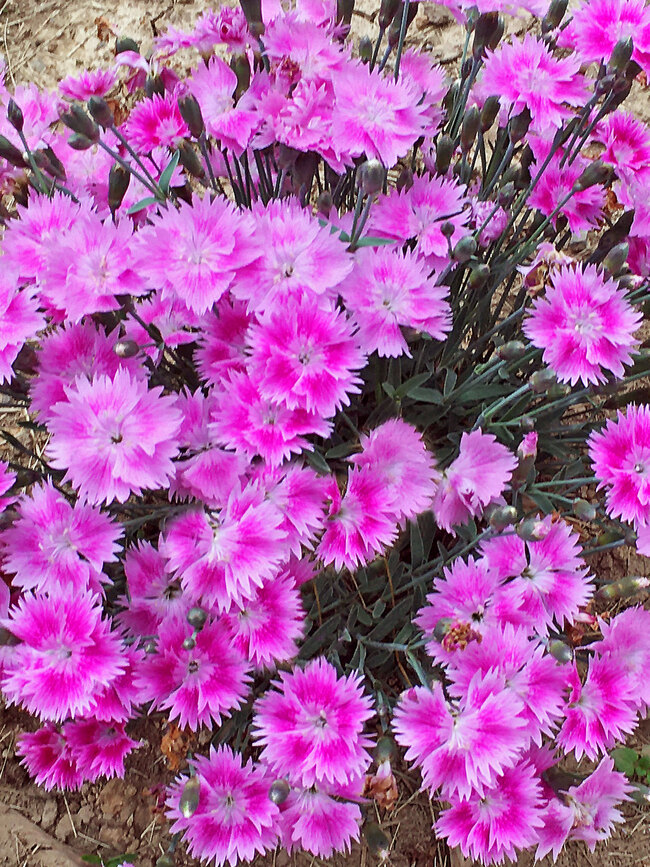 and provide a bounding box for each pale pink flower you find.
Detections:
[46,369,182,505]
[116,540,187,637]
[0,273,43,384]
[597,606,650,712]
[264,12,348,83]
[124,91,189,152]
[194,296,252,385]
[188,57,258,153]
[253,657,374,787]
[565,756,632,849]
[59,68,117,100]
[399,49,447,133]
